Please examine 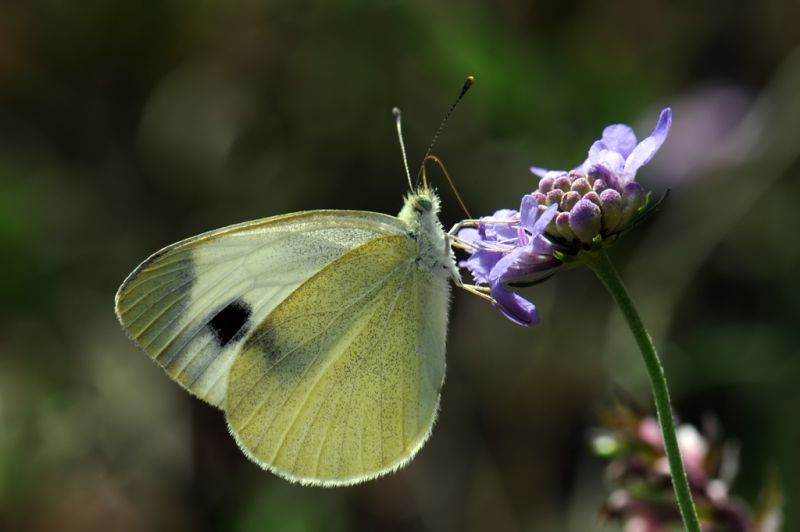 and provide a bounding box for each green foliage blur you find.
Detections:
[1,1,799,530]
